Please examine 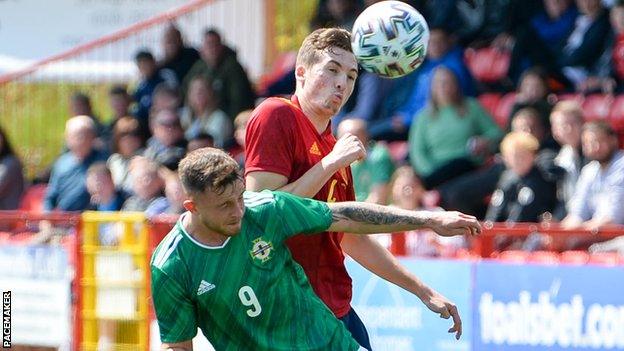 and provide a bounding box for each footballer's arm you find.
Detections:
[161,340,193,351]
[327,201,480,340]
[327,201,481,237]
